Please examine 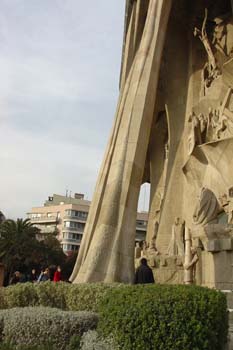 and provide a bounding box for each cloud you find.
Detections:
[0,0,126,218]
